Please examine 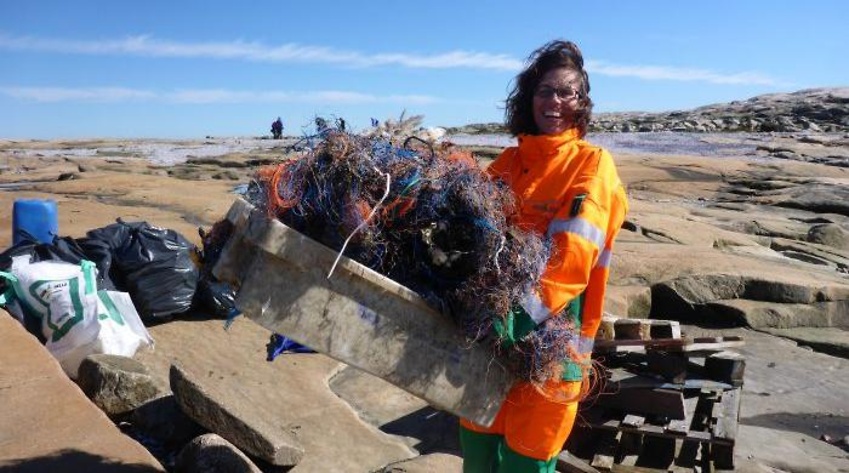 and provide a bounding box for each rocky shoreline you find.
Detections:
[449,87,849,134]
[1,100,848,471]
